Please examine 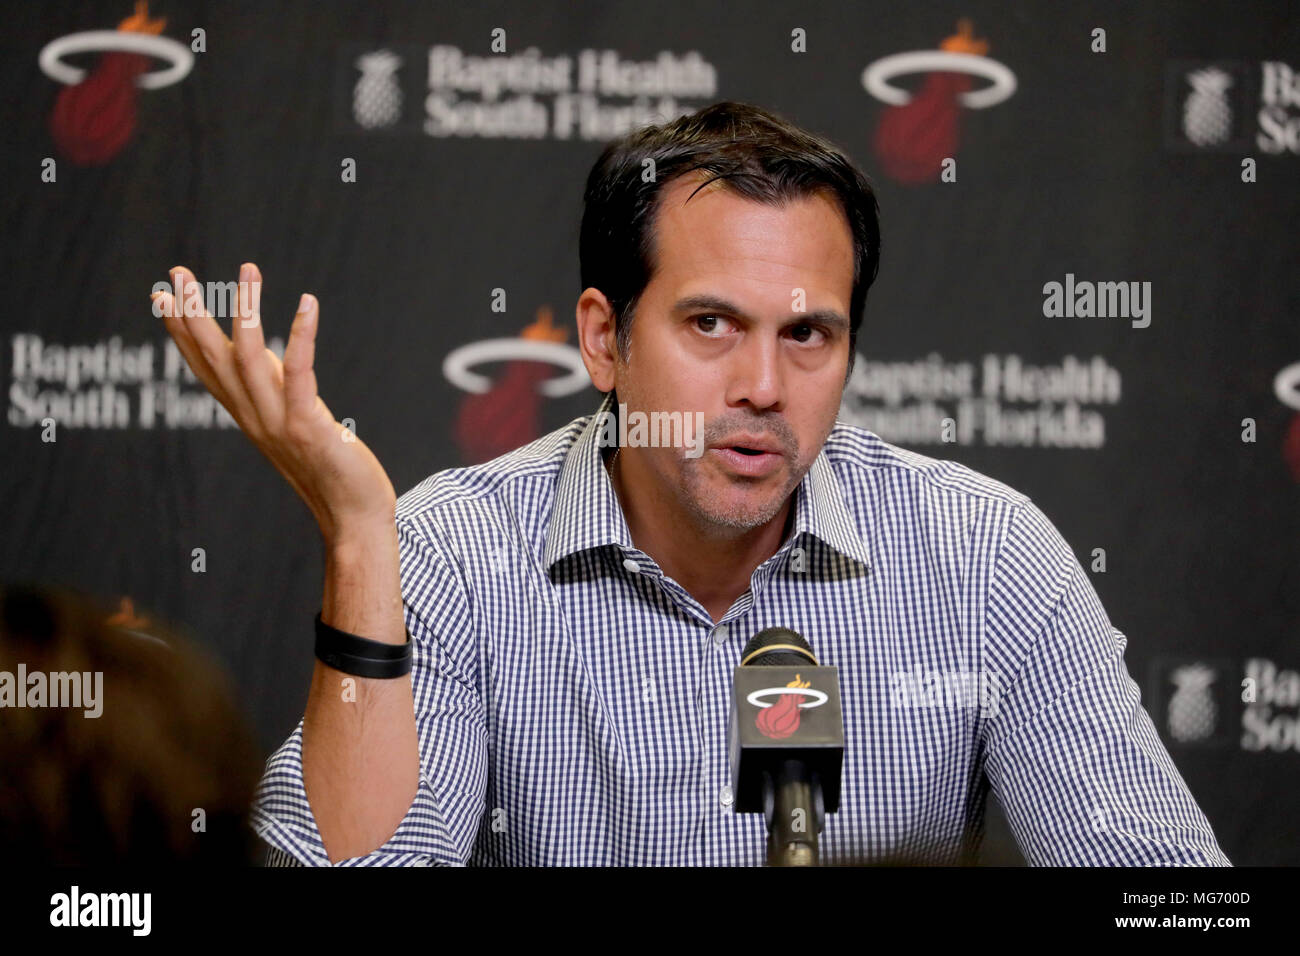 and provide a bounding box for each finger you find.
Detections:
[167,266,264,432]
[151,288,235,410]
[171,265,238,377]
[230,262,283,432]
[283,293,320,424]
